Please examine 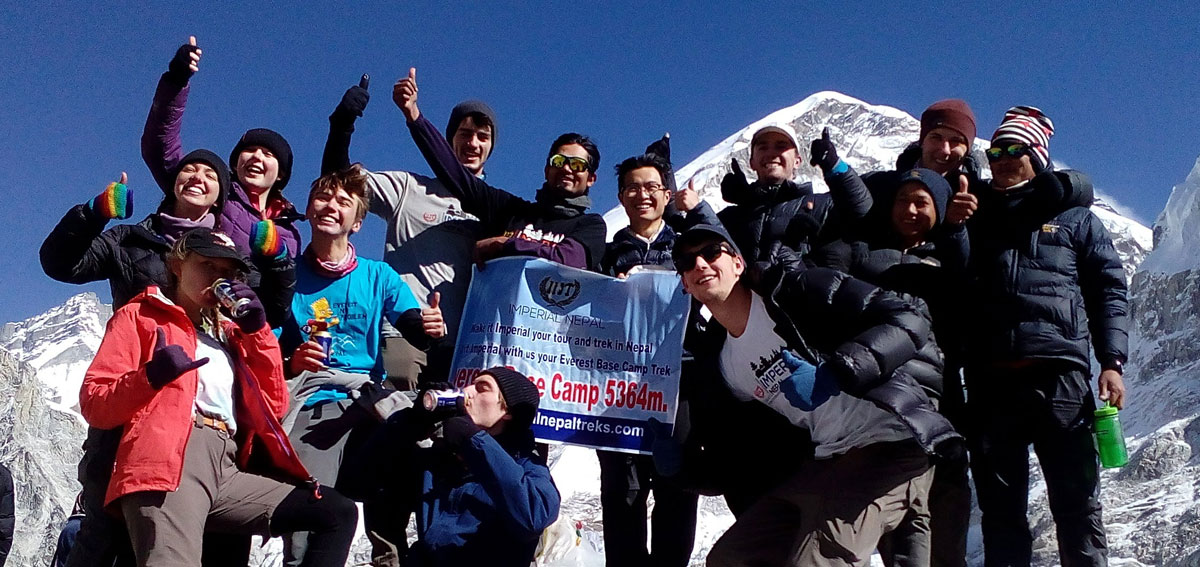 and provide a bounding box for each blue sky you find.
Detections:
[3,3,1198,322]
